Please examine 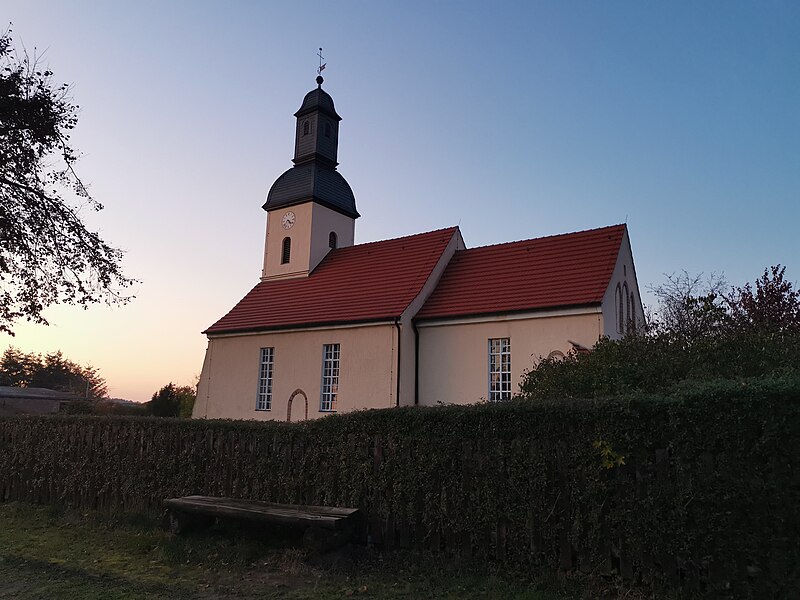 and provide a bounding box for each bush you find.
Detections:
[519,330,800,400]
[146,384,195,417]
